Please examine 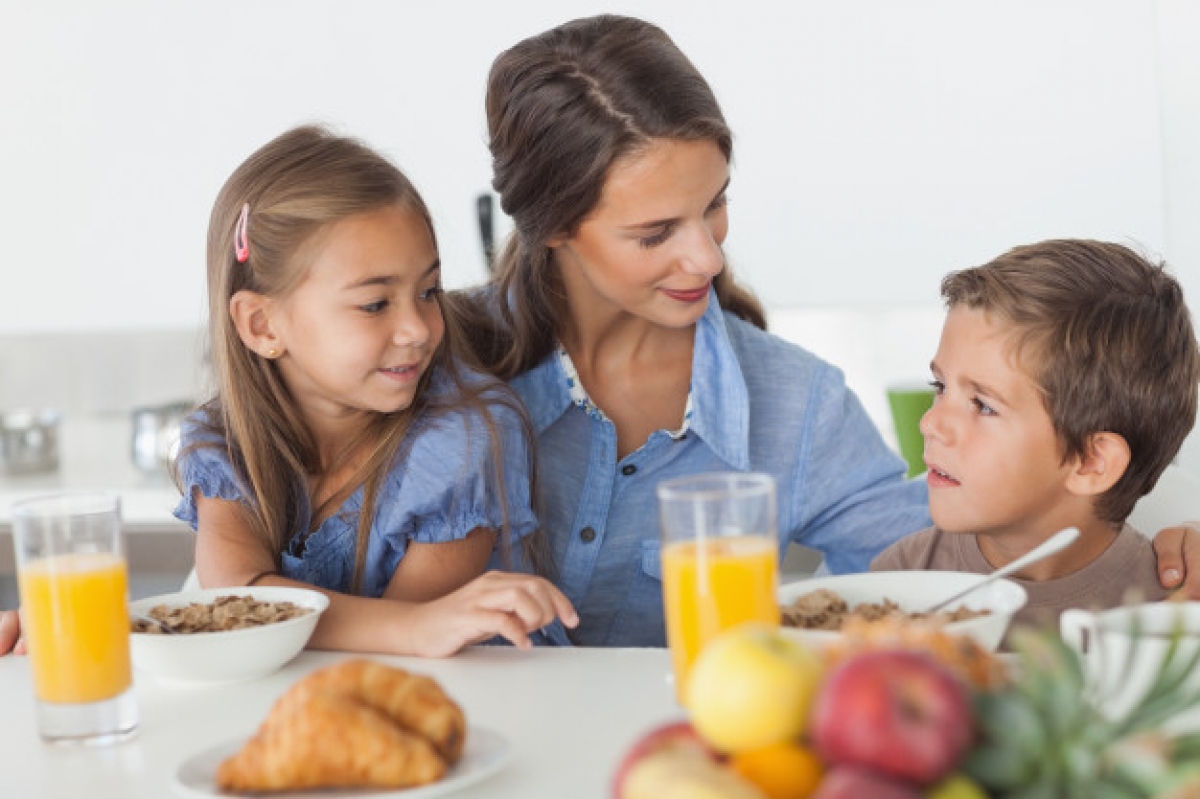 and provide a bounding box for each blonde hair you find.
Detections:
[190,125,540,592]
